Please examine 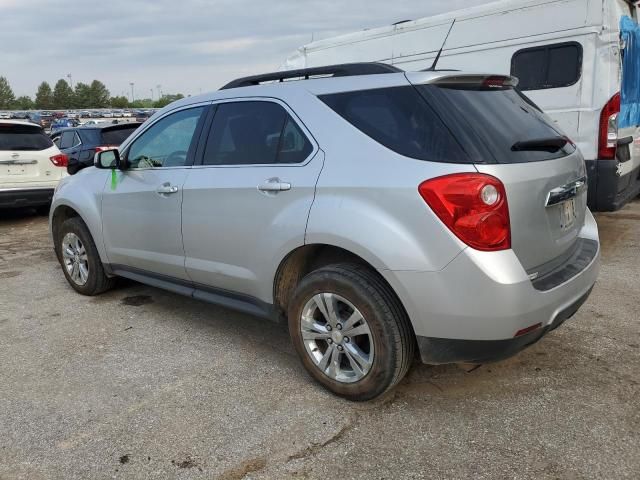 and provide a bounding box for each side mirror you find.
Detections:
[95,149,124,170]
